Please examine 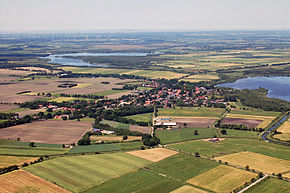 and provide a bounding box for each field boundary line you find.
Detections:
[237,174,268,193]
